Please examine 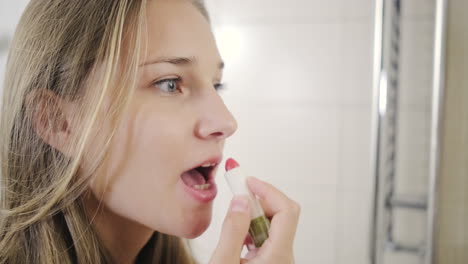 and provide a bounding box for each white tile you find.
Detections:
[395,109,431,196]
[338,22,374,106]
[295,186,337,264]
[215,23,342,106]
[336,189,373,264]
[401,0,436,19]
[211,0,343,24]
[392,208,427,246]
[224,104,340,187]
[395,149,429,196]
[383,251,422,264]
[399,20,435,108]
[397,109,431,146]
[338,105,373,145]
[335,107,374,263]
[341,0,375,20]
[338,106,373,190]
